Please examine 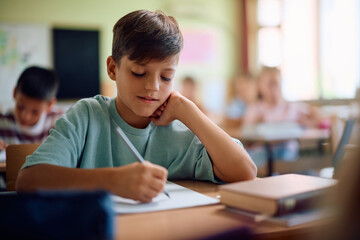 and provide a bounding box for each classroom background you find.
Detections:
[0,0,359,176]
[1,0,359,111]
